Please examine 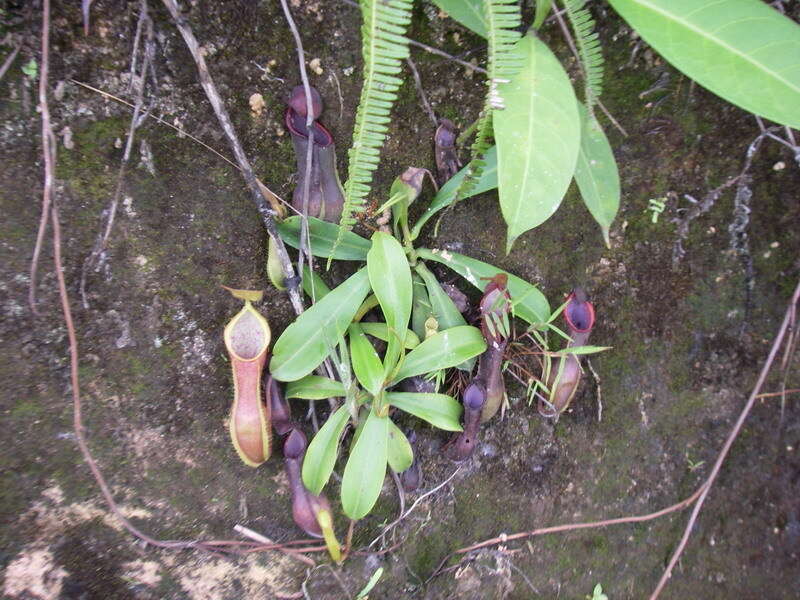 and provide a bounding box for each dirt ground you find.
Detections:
[1,1,799,599]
